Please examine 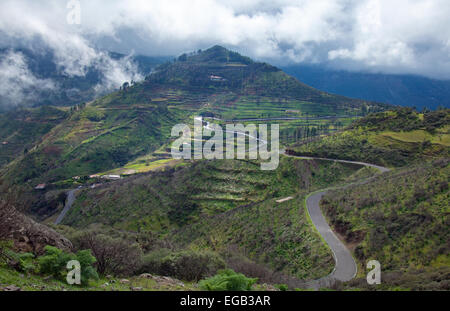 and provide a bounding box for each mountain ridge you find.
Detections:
[282,64,450,110]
